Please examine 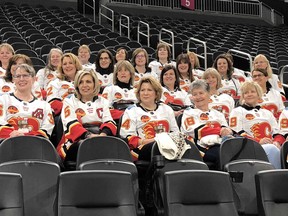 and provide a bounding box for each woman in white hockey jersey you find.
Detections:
[36,48,63,91]
[253,54,285,99]
[0,54,43,100]
[252,68,284,119]
[213,54,241,99]
[102,60,138,122]
[57,69,117,162]
[202,67,235,120]
[181,79,233,169]
[0,64,54,139]
[229,81,285,168]
[120,76,179,161]
[46,53,82,115]
[160,64,192,117]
